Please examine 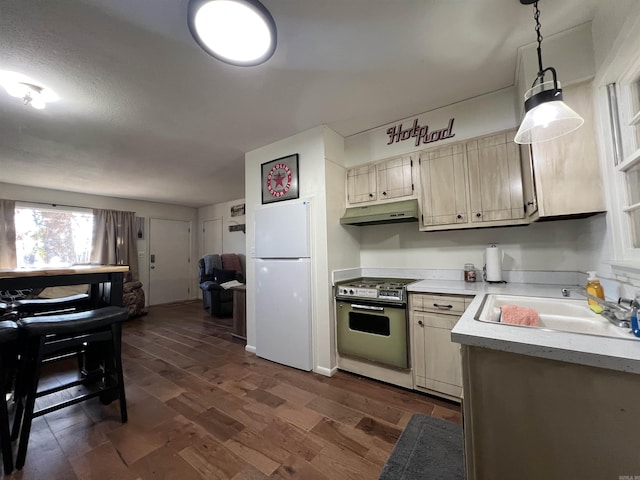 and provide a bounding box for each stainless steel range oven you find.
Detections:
[335,278,414,369]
